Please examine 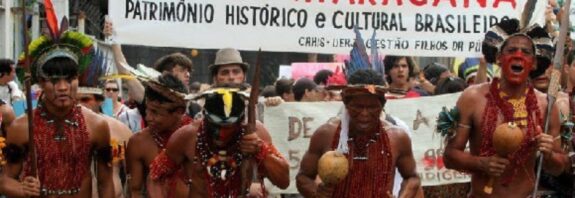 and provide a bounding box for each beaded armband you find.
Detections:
[95,145,113,164]
[3,144,27,163]
[255,142,283,162]
[436,106,461,139]
[150,150,179,181]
